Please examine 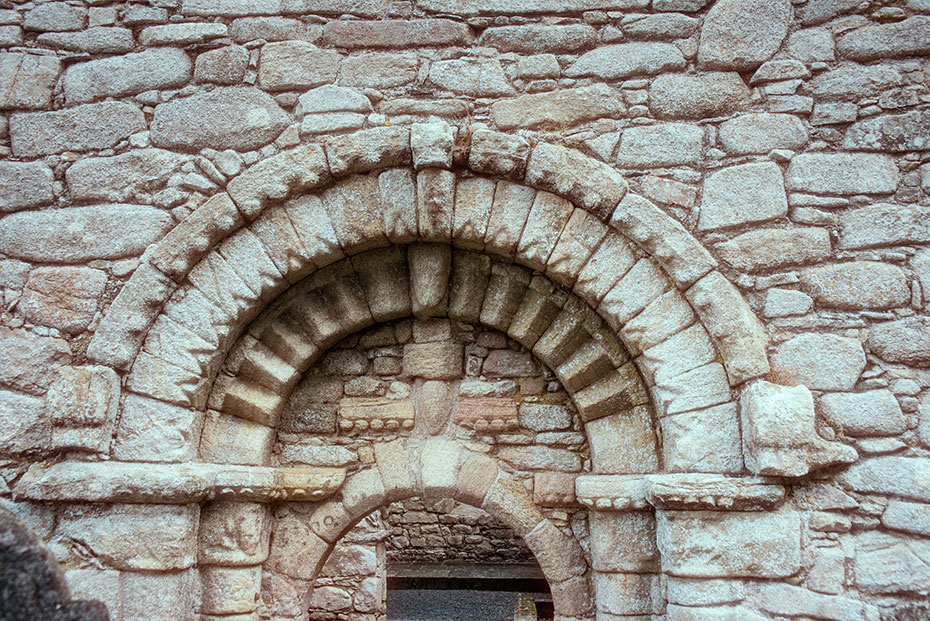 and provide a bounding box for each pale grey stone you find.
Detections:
[840,457,930,502]
[882,500,930,536]
[649,72,750,119]
[715,228,831,272]
[844,109,930,152]
[23,3,85,31]
[10,102,145,157]
[621,13,700,39]
[820,390,906,437]
[0,53,61,109]
[478,24,596,53]
[139,22,228,46]
[799,261,909,310]
[657,508,801,578]
[566,42,685,79]
[654,0,710,9]
[741,380,857,476]
[786,27,835,62]
[838,203,930,250]
[340,52,419,89]
[750,59,810,84]
[184,0,390,17]
[757,583,880,621]
[0,328,71,396]
[519,403,572,431]
[661,403,743,473]
[914,248,930,306]
[666,577,745,606]
[770,333,865,391]
[586,406,659,473]
[66,149,189,203]
[798,0,861,24]
[21,267,108,334]
[300,112,366,135]
[151,87,289,152]
[492,84,624,130]
[230,17,319,42]
[718,113,807,154]
[812,102,857,125]
[510,54,560,79]
[837,16,930,60]
[37,27,135,54]
[499,445,582,471]
[194,45,249,84]
[785,153,899,194]
[698,0,791,70]
[124,5,169,25]
[853,532,930,595]
[417,0,650,13]
[811,64,903,101]
[114,394,203,463]
[763,288,813,318]
[616,123,703,168]
[698,162,787,231]
[0,204,172,263]
[0,388,50,455]
[63,48,192,104]
[279,444,356,466]
[258,41,340,90]
[0,25,21,46]
[297,84,372,116]
[868,317,930,367]
[0,161,54,213]
[429,57,514,96]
